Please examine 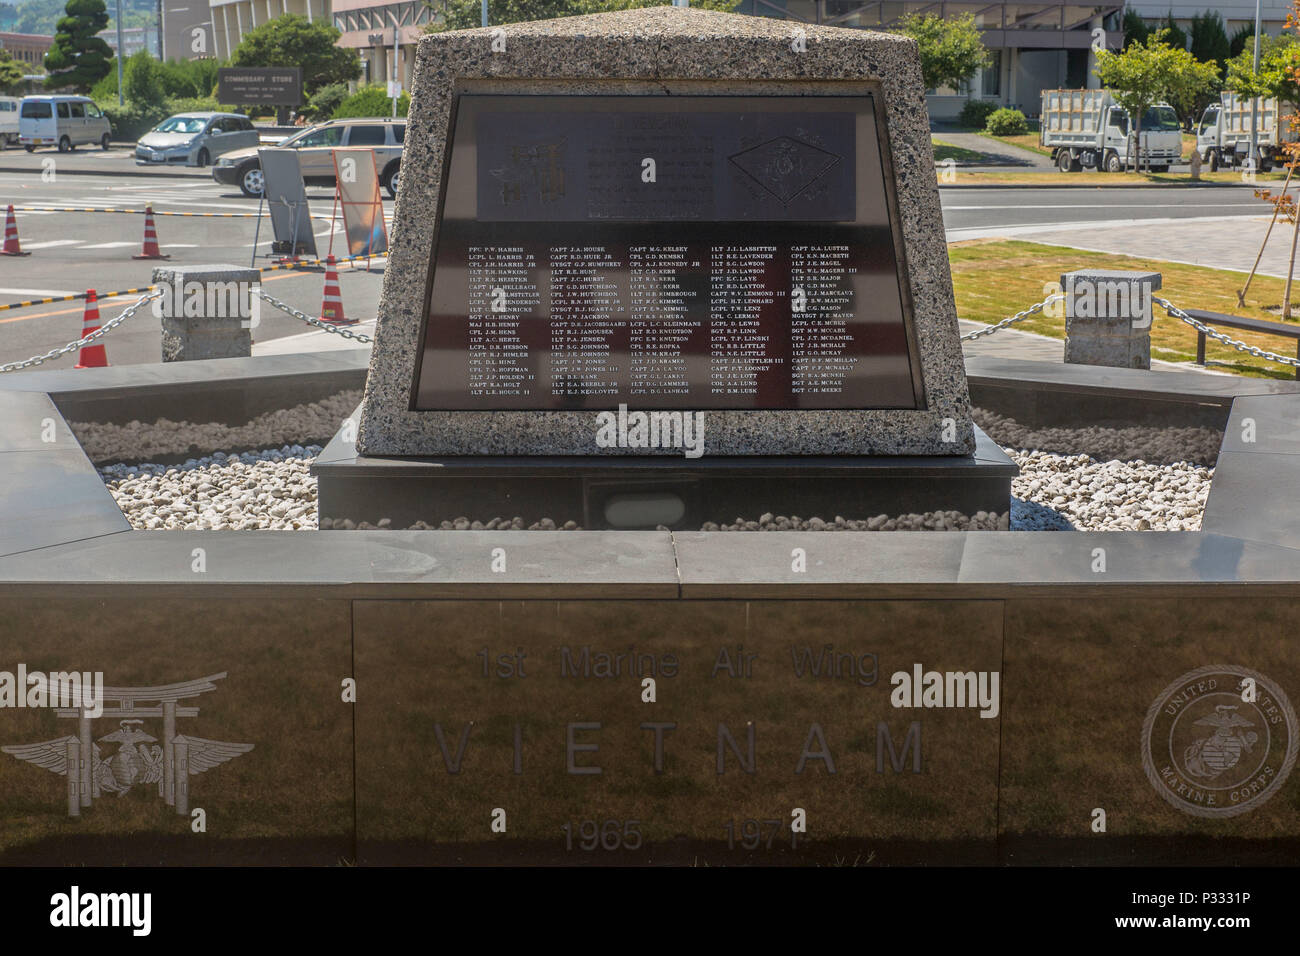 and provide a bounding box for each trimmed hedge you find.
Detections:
[958,99,1000,130]
[985,108,1028,137]
[332,85,410,119]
